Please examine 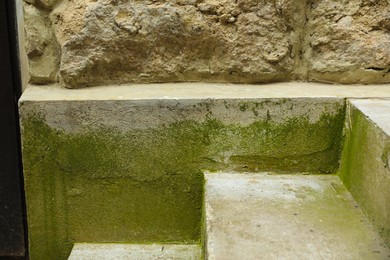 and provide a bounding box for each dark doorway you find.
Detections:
[0,0,26,258]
